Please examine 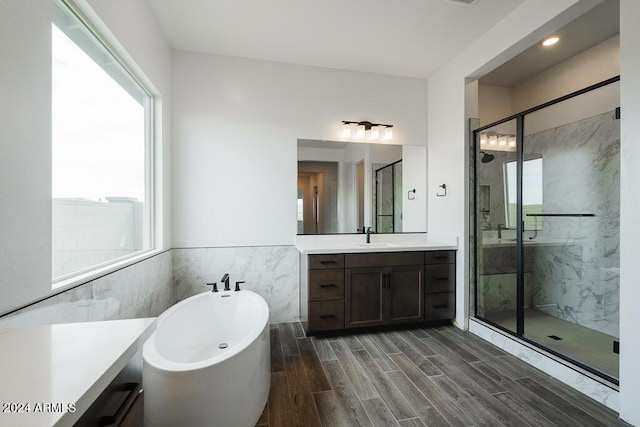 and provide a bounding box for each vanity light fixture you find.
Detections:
[342,120,394,141]
[479,131,516,152]
[542,36,560,47]
[342,122,351,137]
